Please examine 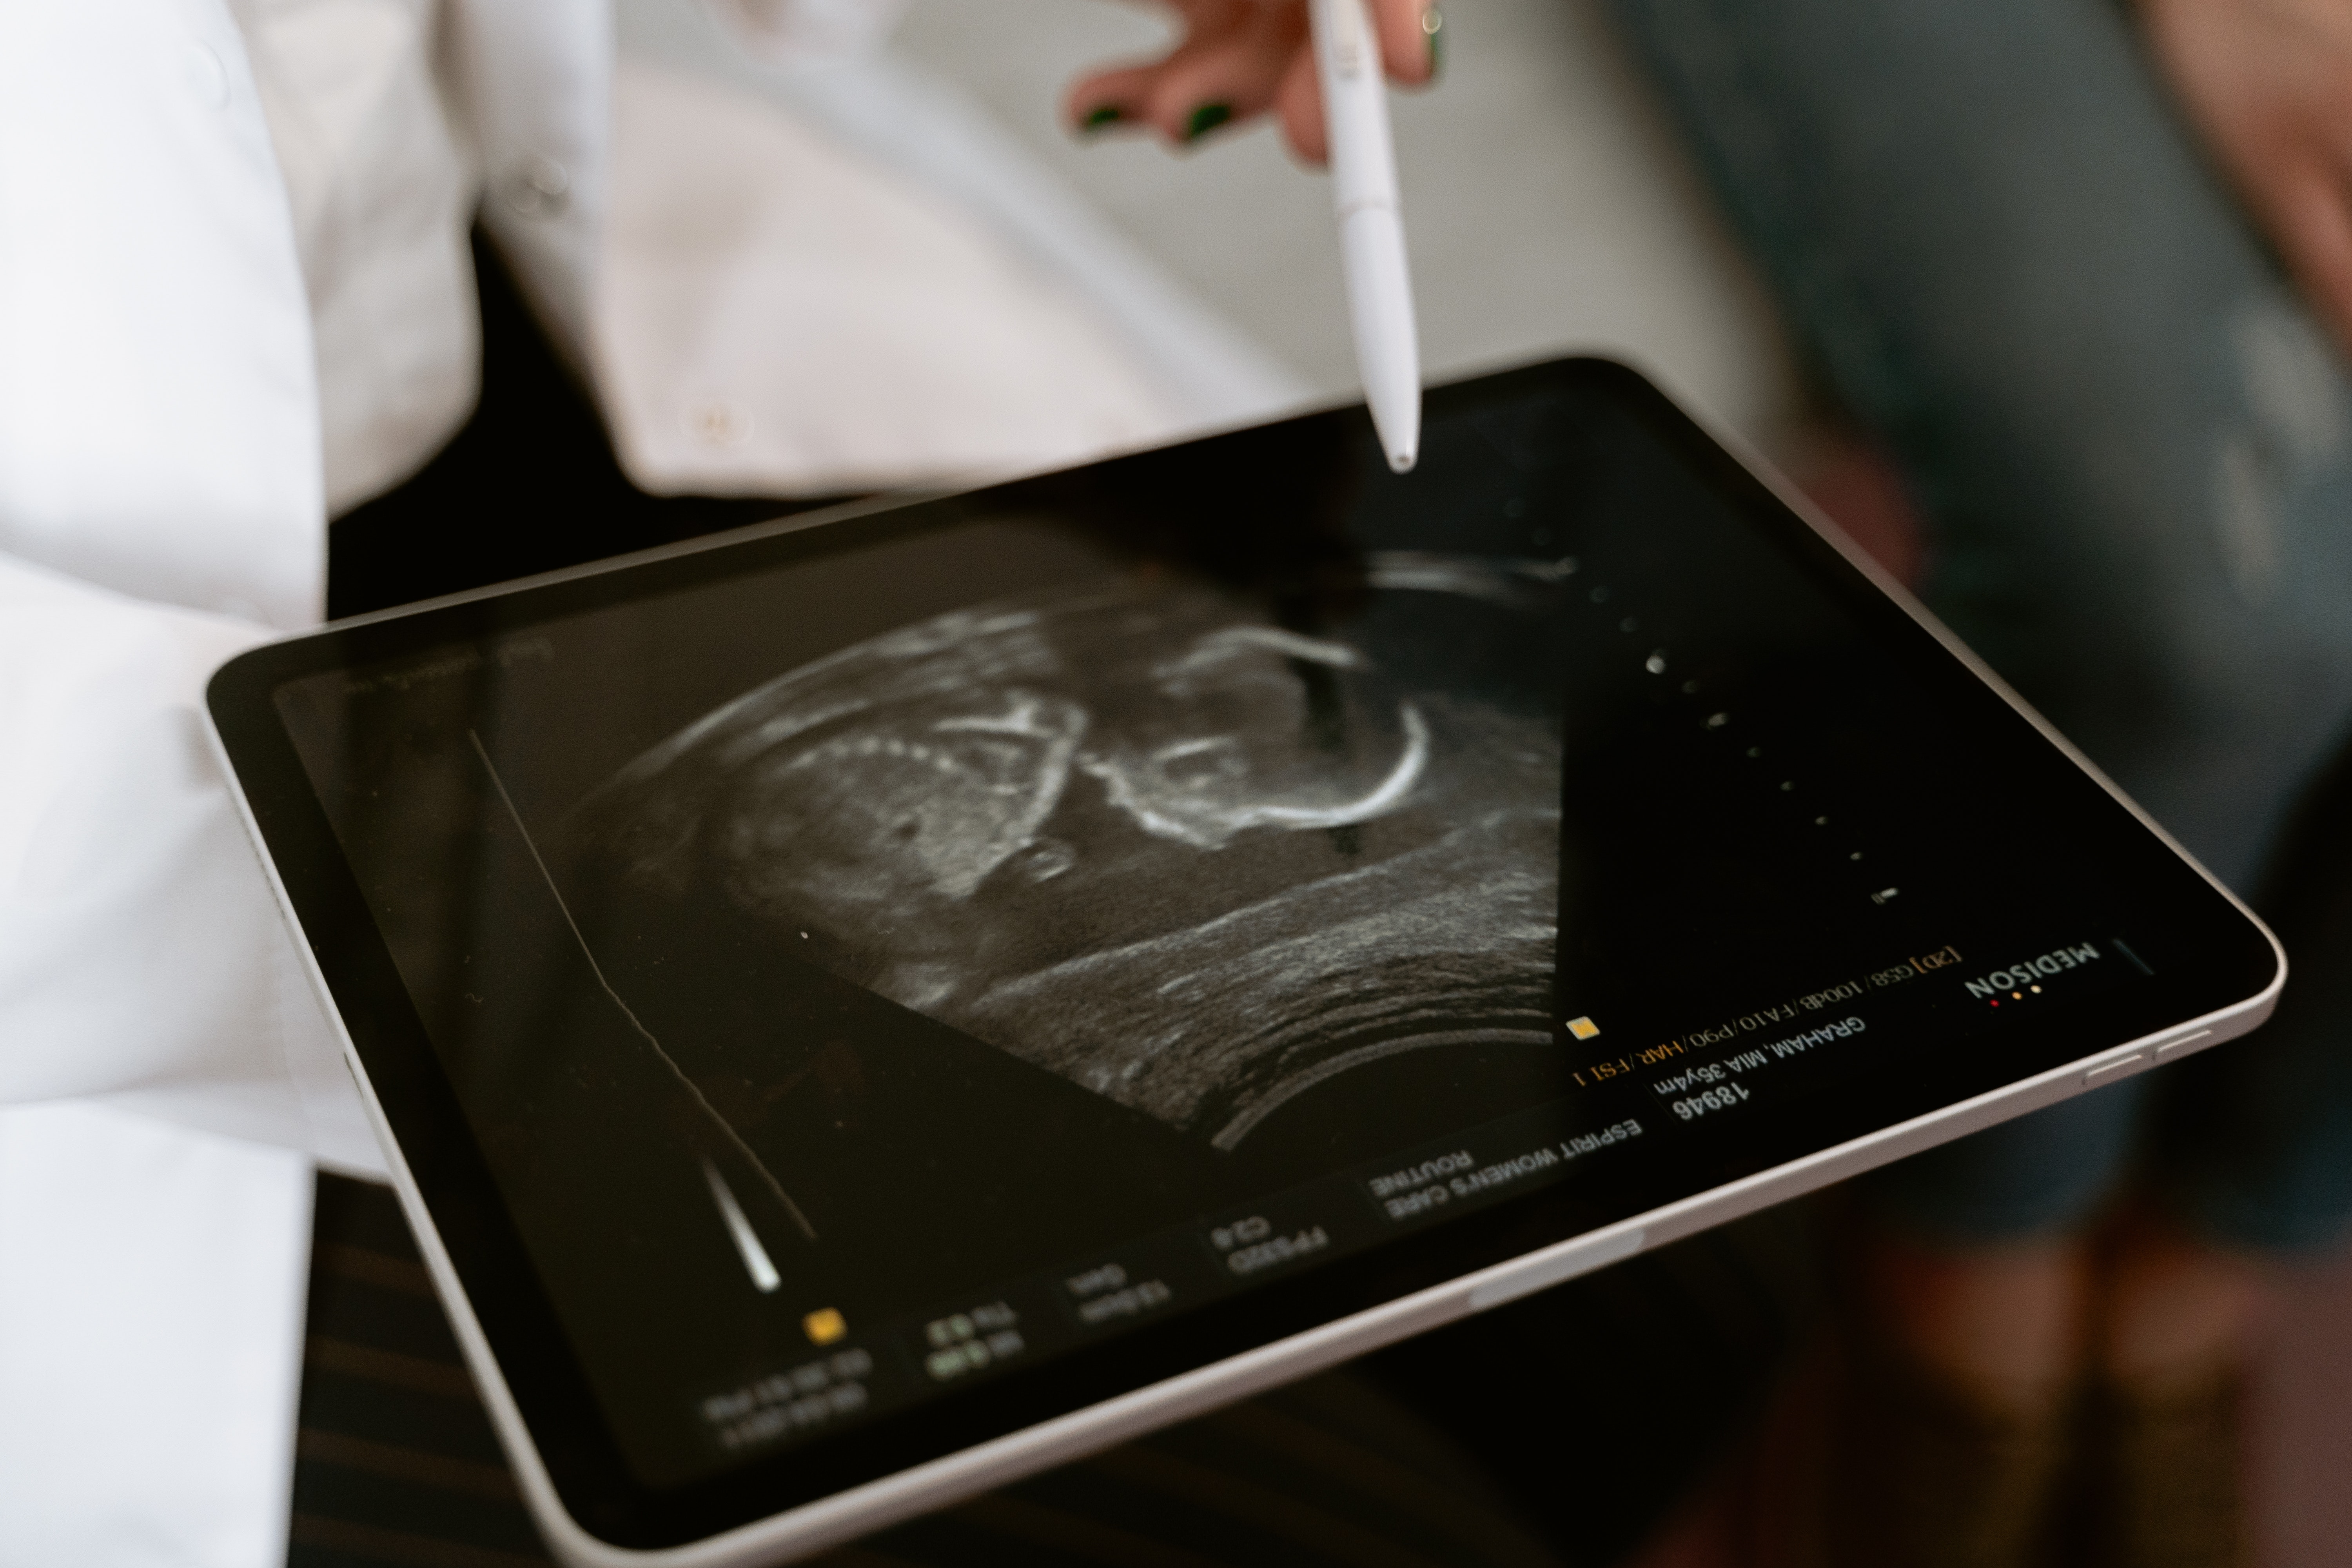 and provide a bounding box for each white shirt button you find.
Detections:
[684,402,750,448]
[502,156,570,218]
